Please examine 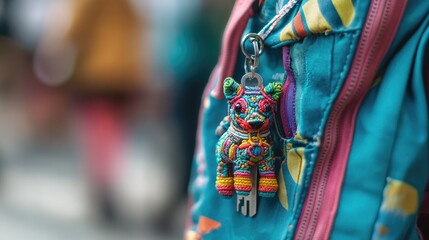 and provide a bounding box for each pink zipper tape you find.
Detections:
[295,0,408,239]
